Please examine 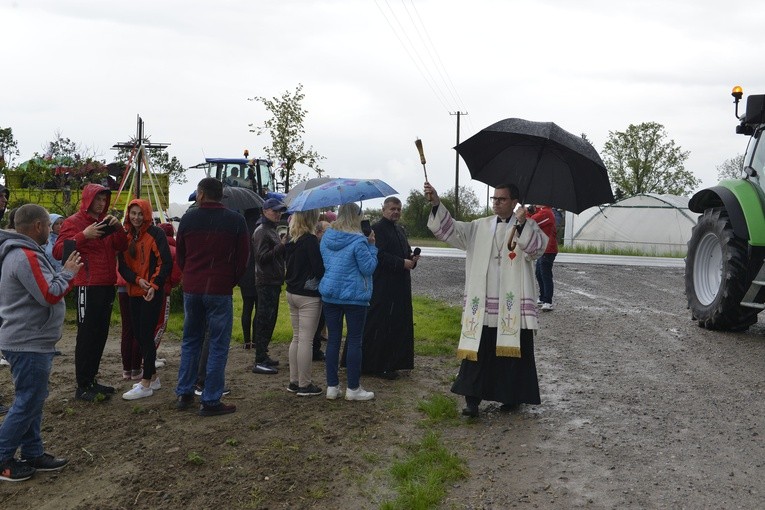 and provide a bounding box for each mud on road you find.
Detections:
[1,258,764,509]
